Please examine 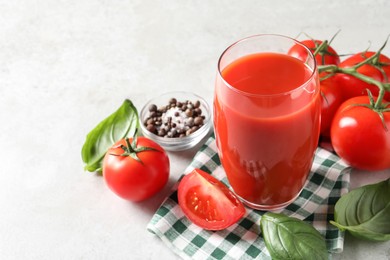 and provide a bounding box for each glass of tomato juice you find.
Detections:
[214,34,321,211]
